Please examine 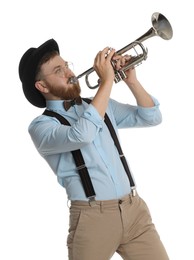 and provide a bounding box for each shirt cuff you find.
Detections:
[137,96,162,123]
